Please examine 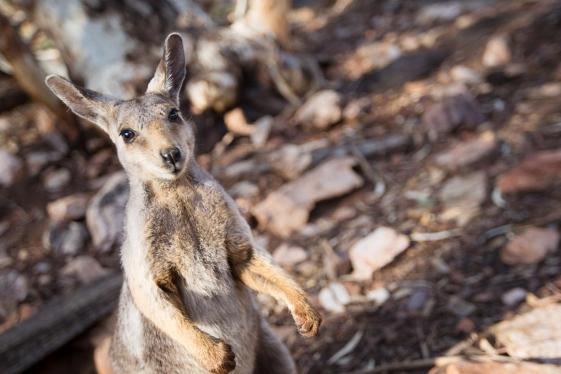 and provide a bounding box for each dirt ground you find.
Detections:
[2,0,561,373]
